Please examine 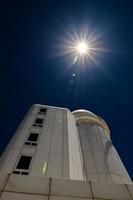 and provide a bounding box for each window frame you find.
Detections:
[33,117,44,128]
[25,132,40,146]
[38,107,47,115]
[35,118,43,124]
[13,154,33,175]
